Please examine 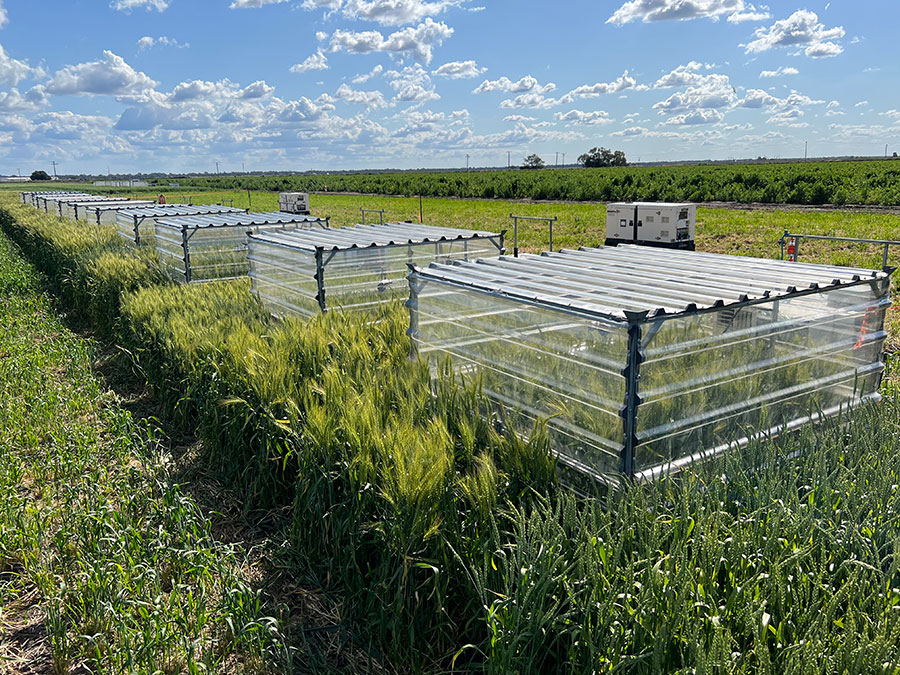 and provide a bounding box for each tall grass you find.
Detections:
[4,192,900,671]
[0,228,288,672]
